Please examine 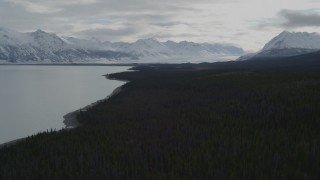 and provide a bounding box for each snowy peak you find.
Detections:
[238,31,320,61]
[134,38,165,49]
[33,29,47,34]
[29,29,68,51]
[263,31,320,51]
[30,29,58,39]
[127,38,173,57]
[136,38,159,44]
